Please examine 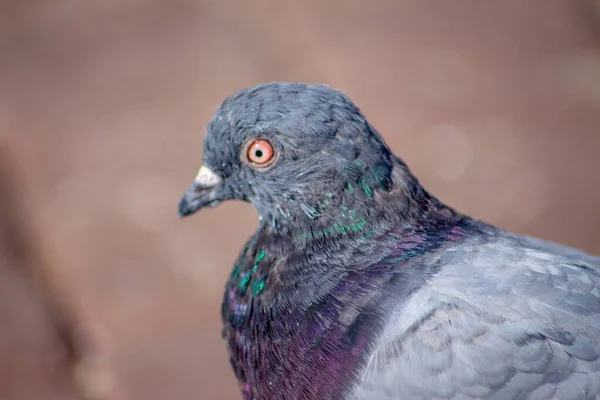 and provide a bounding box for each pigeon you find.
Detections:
[178,82,600,400]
